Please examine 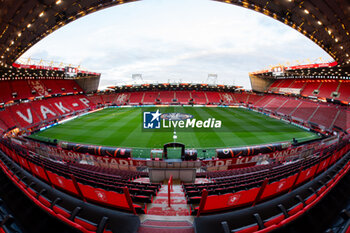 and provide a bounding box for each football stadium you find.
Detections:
[0,1,350,233]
